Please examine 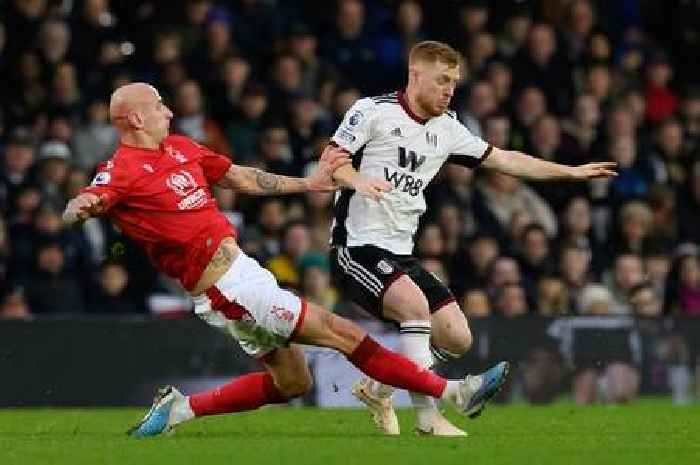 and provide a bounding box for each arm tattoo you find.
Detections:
[254,169,281,193]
